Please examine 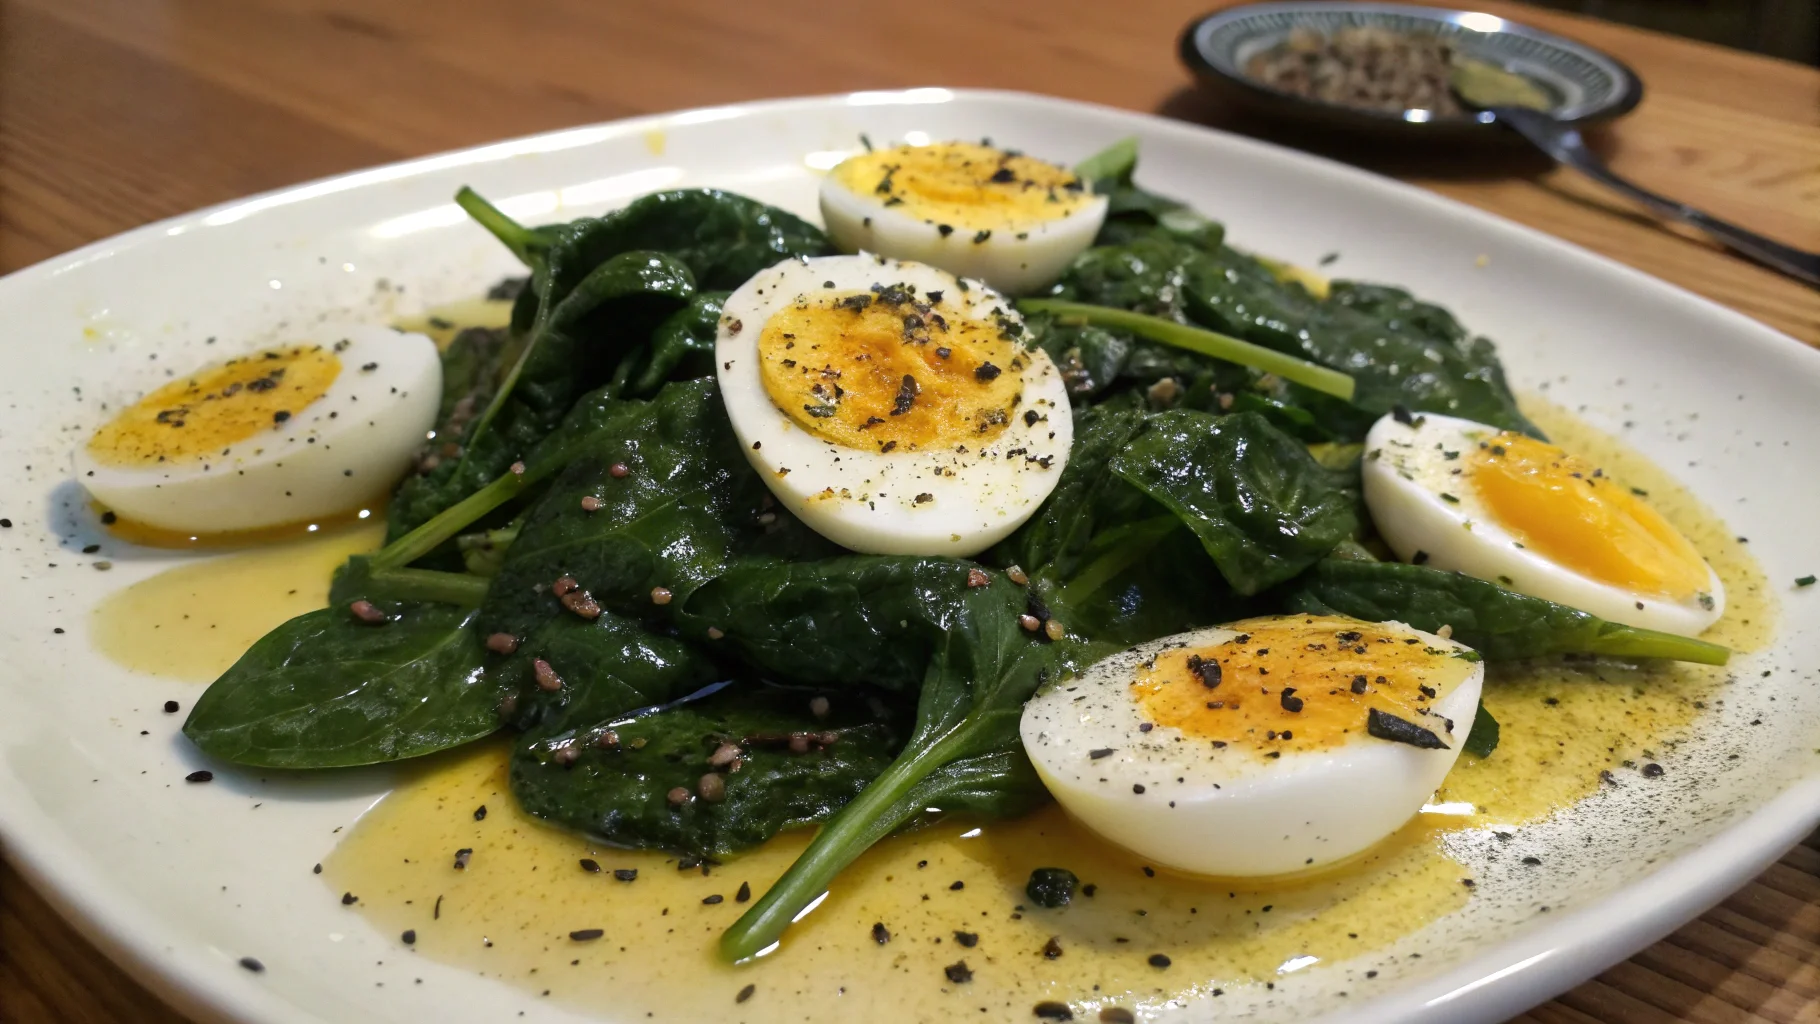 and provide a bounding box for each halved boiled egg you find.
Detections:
[77,325,440,534]
[1021,615,1483,877]
[716,255,1071,556]
[1362,412,1723,637]
[820,141,1109,294]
